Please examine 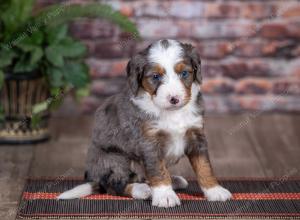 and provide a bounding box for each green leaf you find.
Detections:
[32,101,49,115]
[0,49,16,68]
[58,38,87,58]
[50,87,61,97]
[16,31,43,68]
[31,114,42,129]
[1,0,35,38]
[16,31,44,66]
[45,45,64,67]
[47,67,64,88]
[13,54,37,73]
[48,89,64,110]
[30,47,43,65]
[45,38,86,63]
[0,70,4,88]
[0,104,4,124]
[46,24,68,44]
[24,30,43,45]
[17,30,43,52]
[17,43,36,52]
[62,62,90,88]
[75,86,90,100]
